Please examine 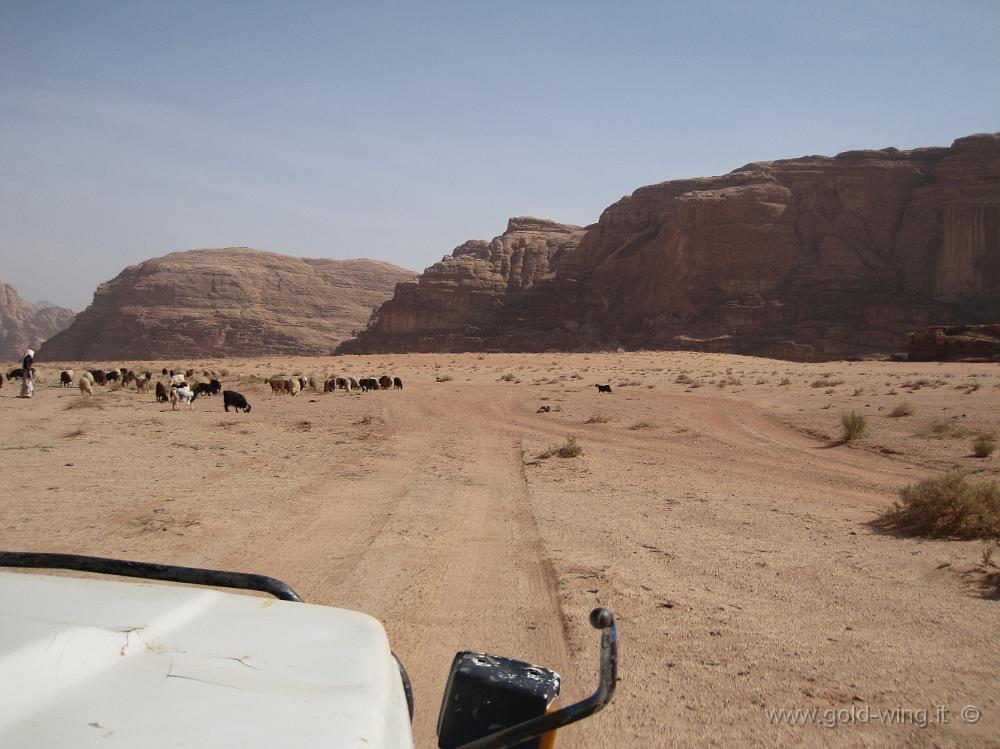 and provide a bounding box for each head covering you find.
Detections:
[25,350,34,357]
